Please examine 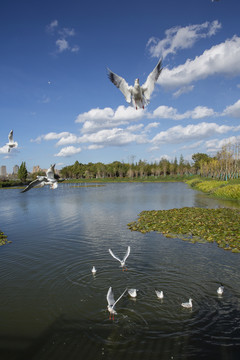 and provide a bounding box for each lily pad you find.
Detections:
[128,207,240,253]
